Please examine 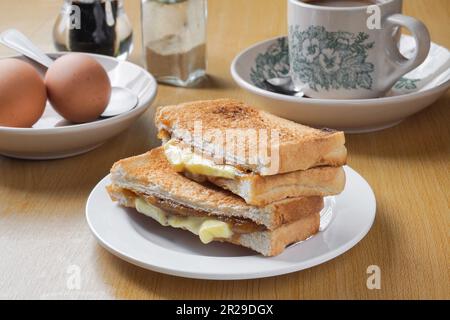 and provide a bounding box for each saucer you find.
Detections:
[231,35,450,133]
[0,53,157,160]
[86,166,376,280]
